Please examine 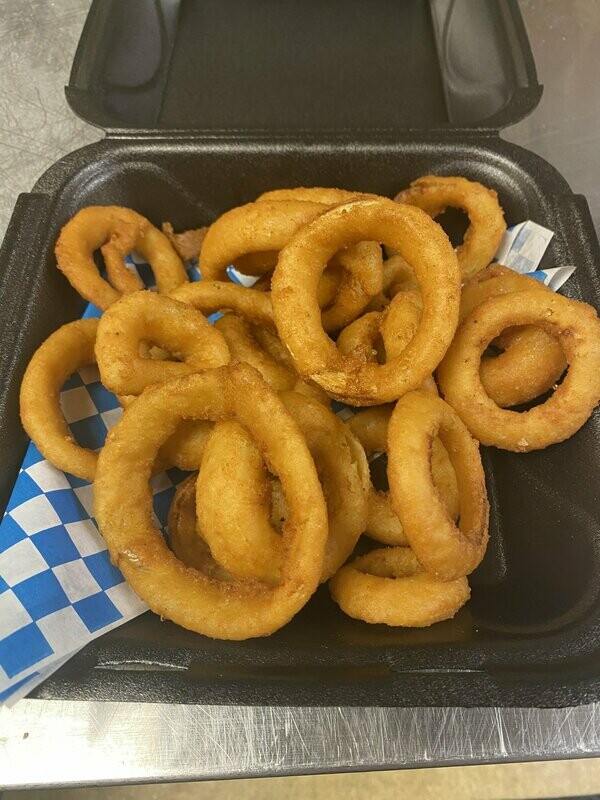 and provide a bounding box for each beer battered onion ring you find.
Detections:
[437,290,600,451]
[197,391,370,584]
[329,547,470,627]
[94,364,329,640]
[394,175,505,280]
[95,292,230,396]
[199,200,384,331]
[388,391,489,580]
[20,319,100,481]
[55,206,188,310]
[460,265,567,407]
[272,199,460,405]
[348,405,459,547]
